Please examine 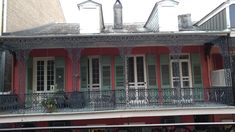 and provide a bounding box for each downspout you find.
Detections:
[0,0,4,35]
